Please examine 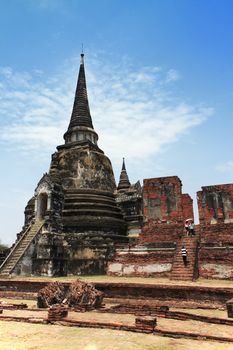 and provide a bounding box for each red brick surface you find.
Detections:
[197,184,233,225]
[198,222,233,279]
[140,176,193,245]
[143,176,184,224]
